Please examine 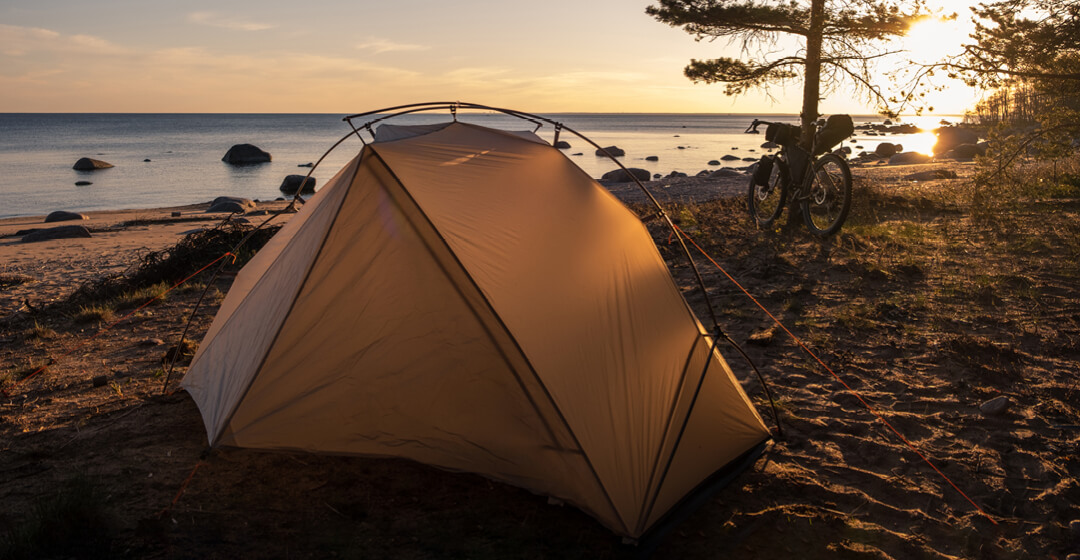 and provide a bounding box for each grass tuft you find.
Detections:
[74,304,116,324]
